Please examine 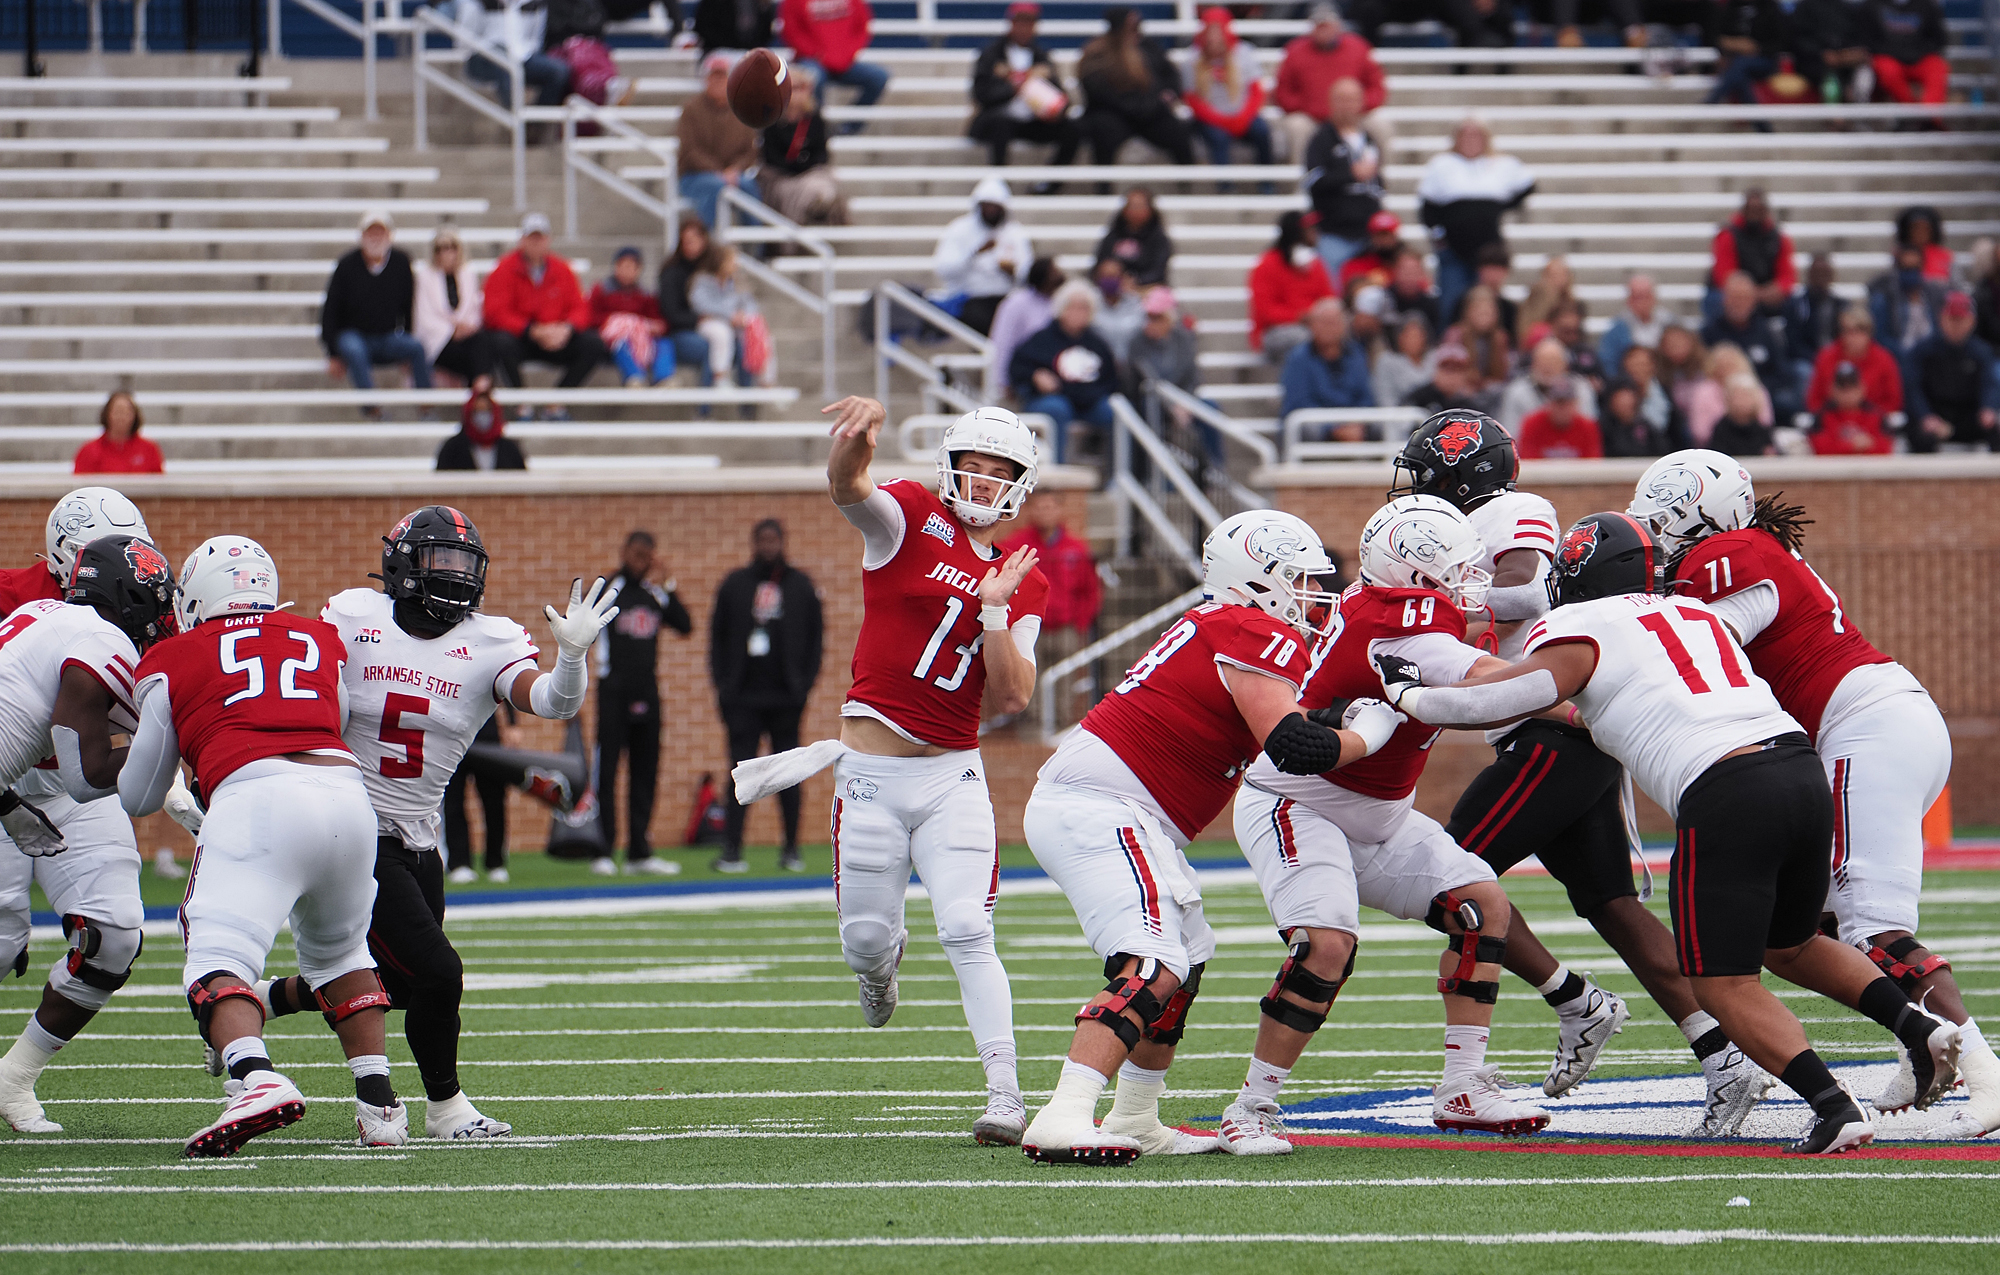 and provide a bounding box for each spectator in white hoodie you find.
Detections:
[412,225,493,384]
[1416,115,1534,326]
[932,176,1035,335]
